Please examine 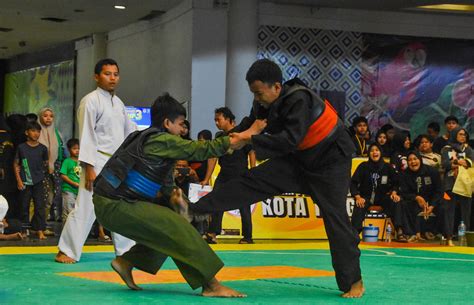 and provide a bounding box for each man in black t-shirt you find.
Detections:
[203,107,256,244]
